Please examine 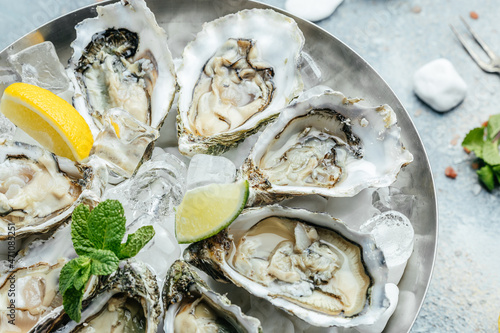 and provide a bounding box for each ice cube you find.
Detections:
[360,211,415,284]
[0,66,18,86]
[0,114,16,140]
[299,51,323,89]
[91,108,159,181]
[104,149,186,216]
[326,188,380,229]
[7,42,74,103]
[372,187,415,218]
[128,151,187,219]
[283,194,328,213]
[103,150,186,283]
[128,214,180,285]
[186,154,236,190]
